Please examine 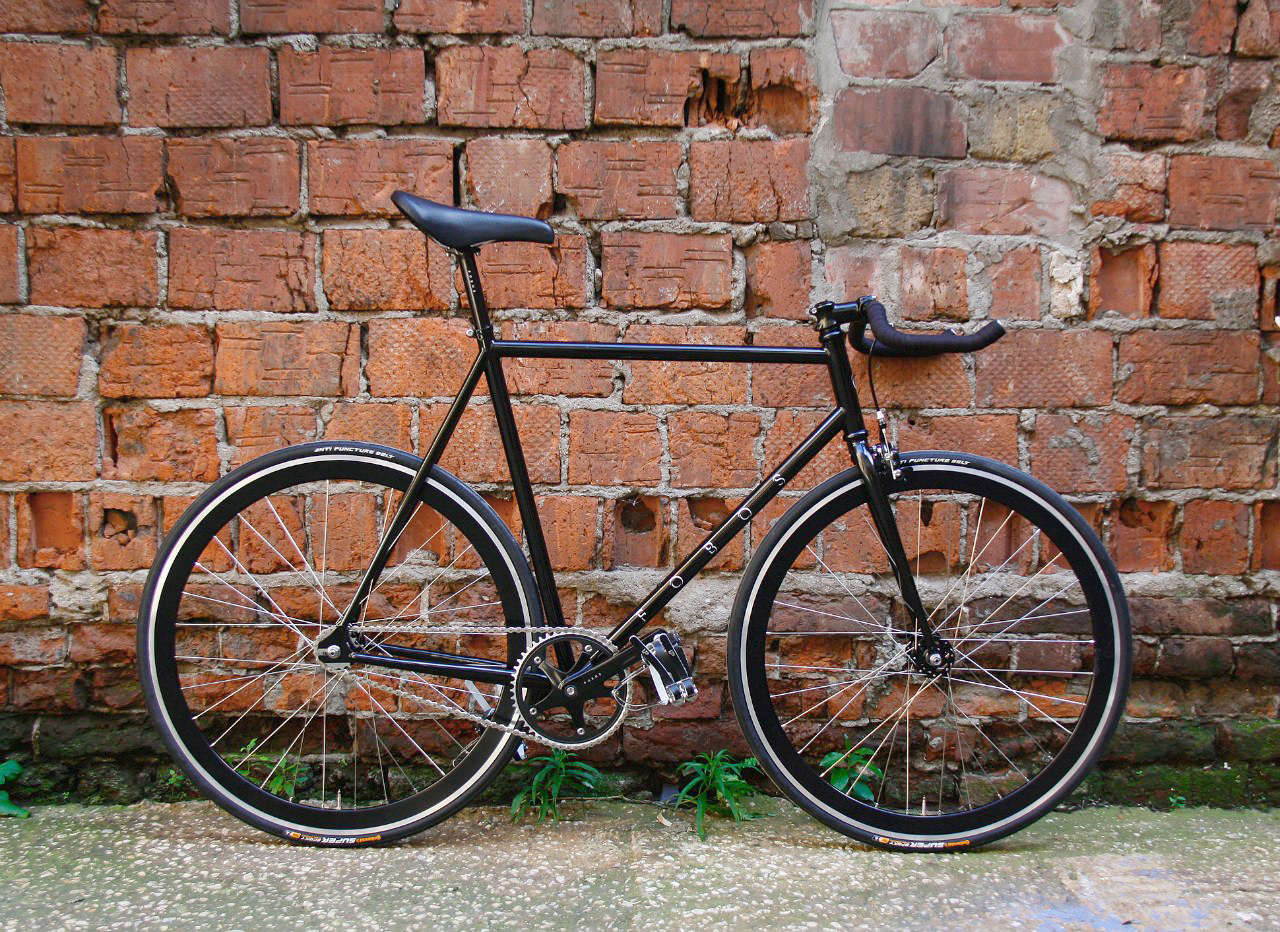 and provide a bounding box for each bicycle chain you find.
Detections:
[343,624,636,751]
